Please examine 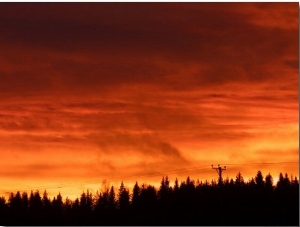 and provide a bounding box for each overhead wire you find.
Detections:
[0,161,297,195]
[221,161,298,166]
[0,165,212,195]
